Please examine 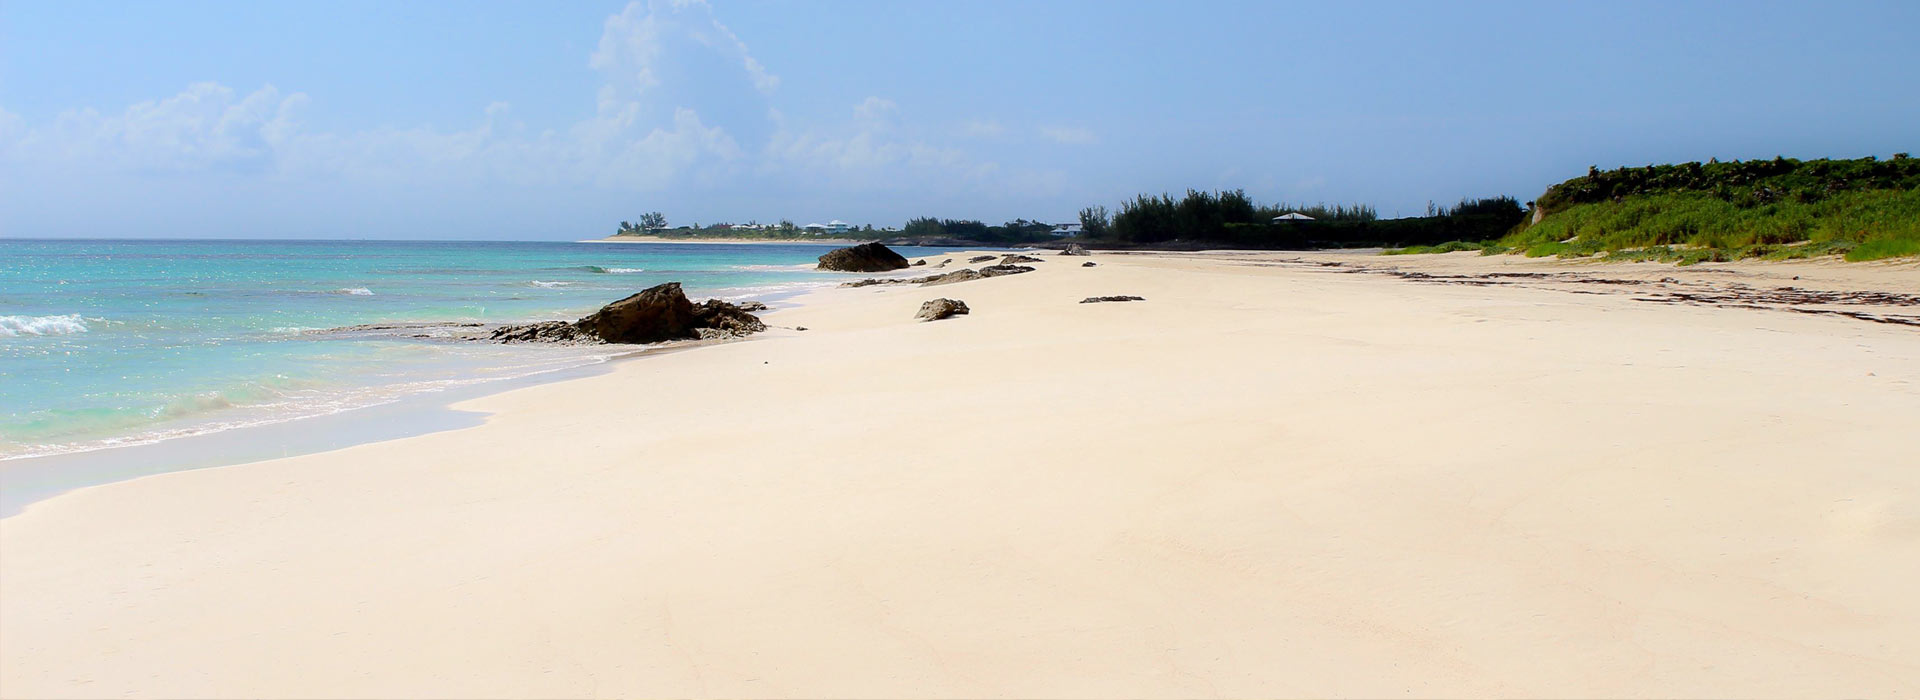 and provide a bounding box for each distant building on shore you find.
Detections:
[805,220,854,235]
[1051,223,1083,236]
[1272,212,1315,223]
